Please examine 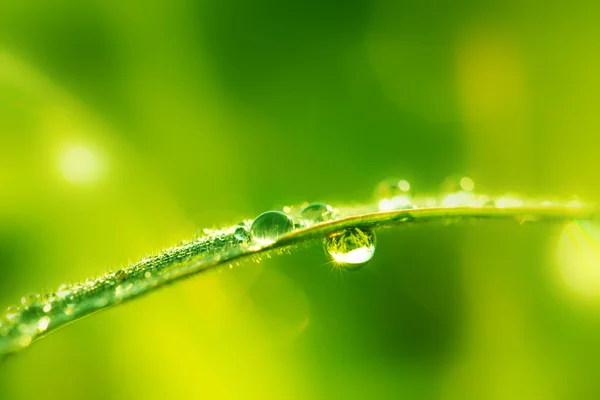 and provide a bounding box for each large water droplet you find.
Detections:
[376,178,414,211]
[325,227,376,269]
[250,211,294,245]
[301,203,334,223]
